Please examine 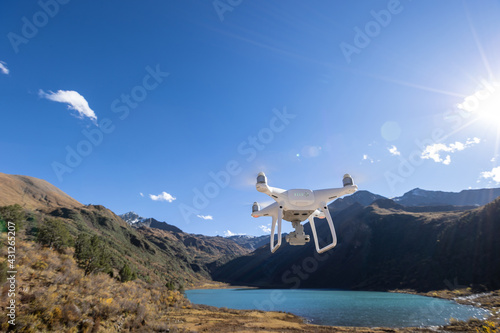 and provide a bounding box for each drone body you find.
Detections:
[251,172,358,253]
